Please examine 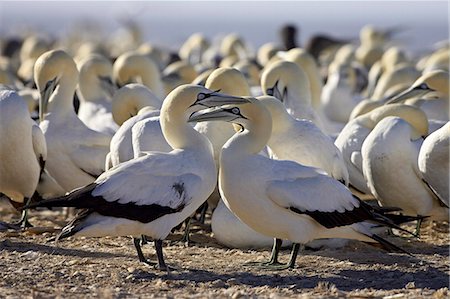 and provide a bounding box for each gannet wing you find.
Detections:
[266,174,370,228]
[31,124,47,172]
